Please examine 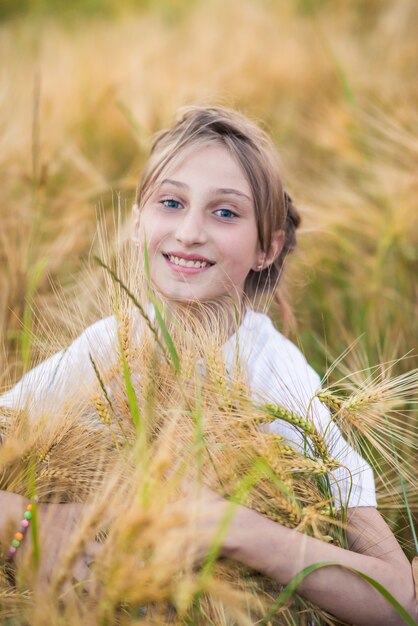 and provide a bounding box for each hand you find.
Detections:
[11,500,102,592]
[176,483,243,563]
